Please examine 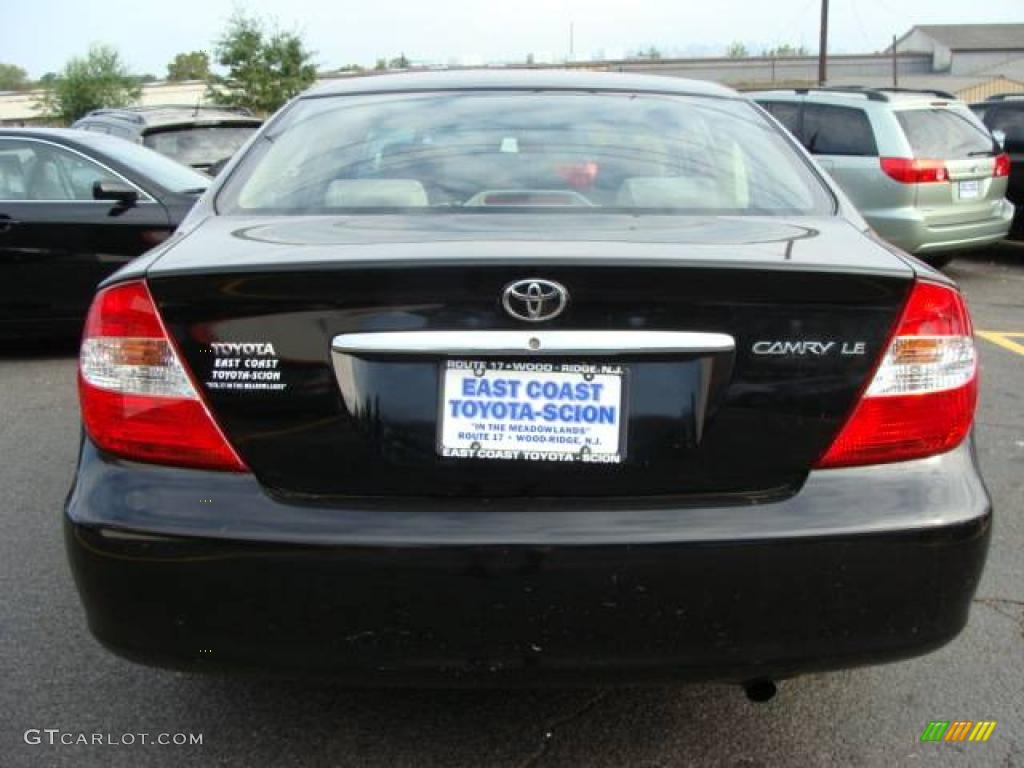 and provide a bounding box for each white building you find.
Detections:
[0,79,208,125]
[891,24,1024,76]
